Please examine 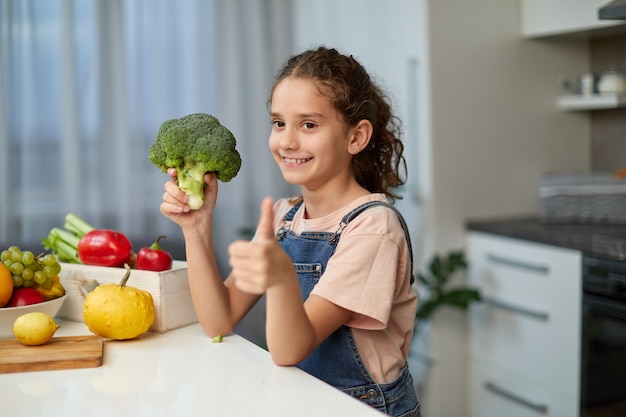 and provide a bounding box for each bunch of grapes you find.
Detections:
[0,246,62,290]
